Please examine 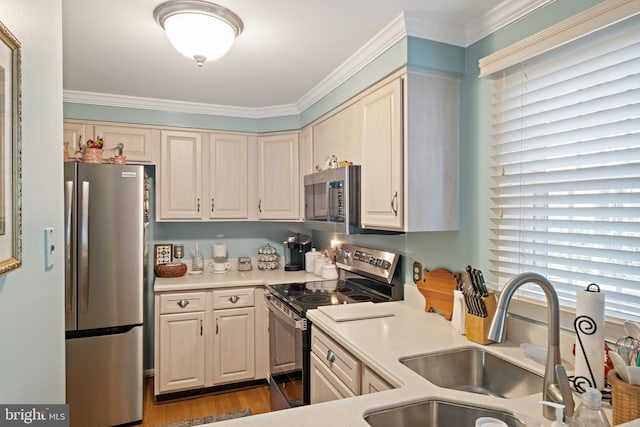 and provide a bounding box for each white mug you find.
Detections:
[211,261,231,273]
